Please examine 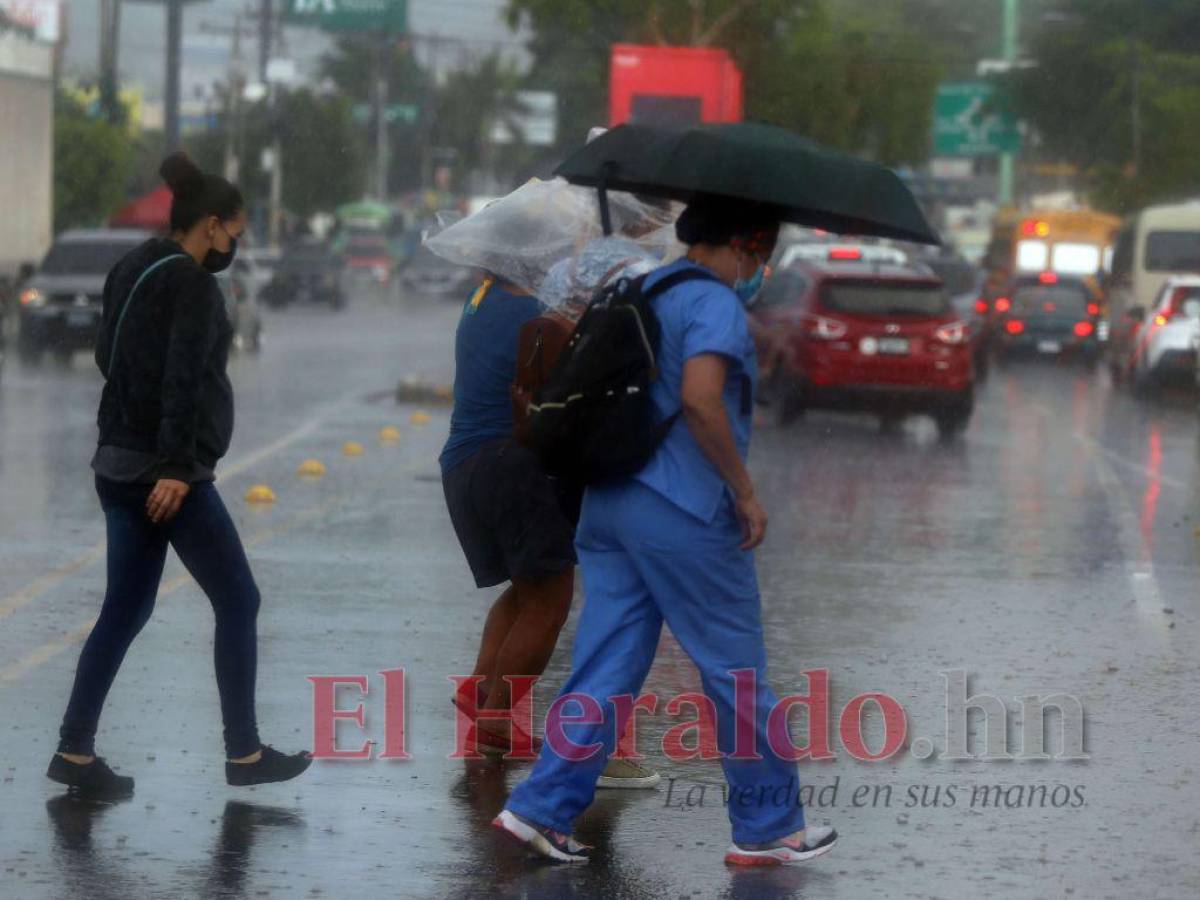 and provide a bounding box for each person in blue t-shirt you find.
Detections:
[496,197,839,866]
[439,276,658,789]
[439,277,572,755]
